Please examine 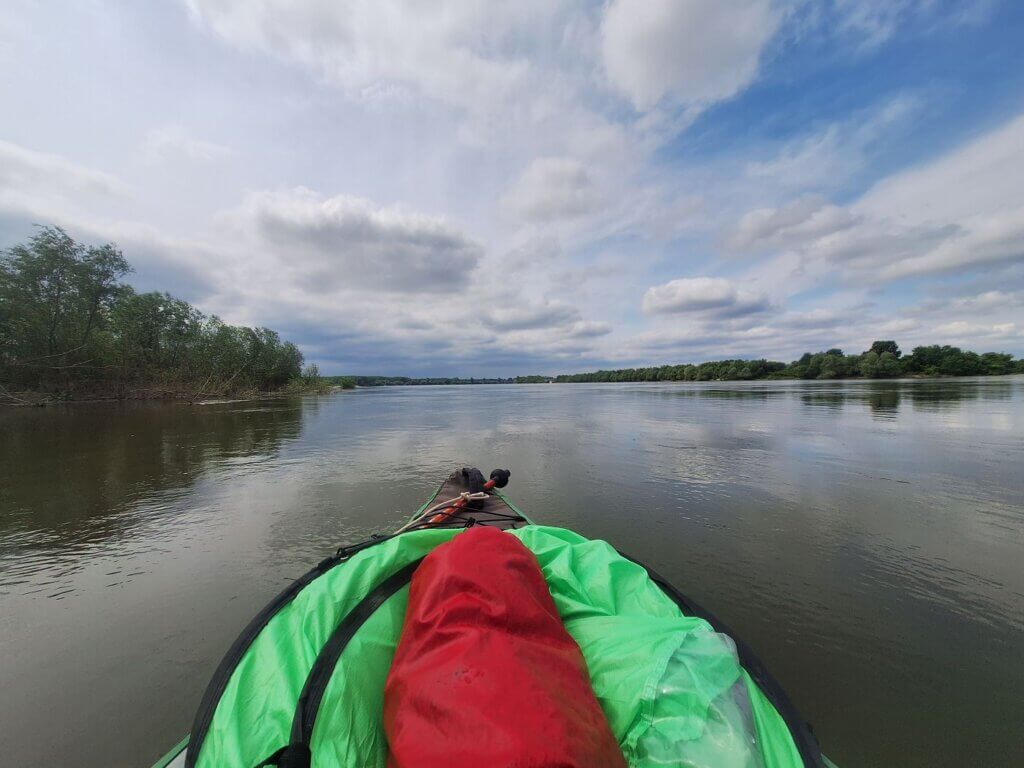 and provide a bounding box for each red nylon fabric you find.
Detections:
[384,525,626,768]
